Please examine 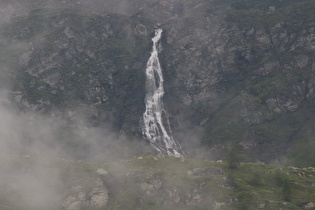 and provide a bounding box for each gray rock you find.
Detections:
[62,182,108,210]
[19,51,32,65]
[297,172,306,177]
[62,196,82,210]
[96,169,108,177]
[90,187,109,209]
[304,202,315,209]
[140,179,162,192]
[167,187,181,203]
[295,55,309,68]
[268,6,276,13]
[186,190,202,206]
[214,201,226,210]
